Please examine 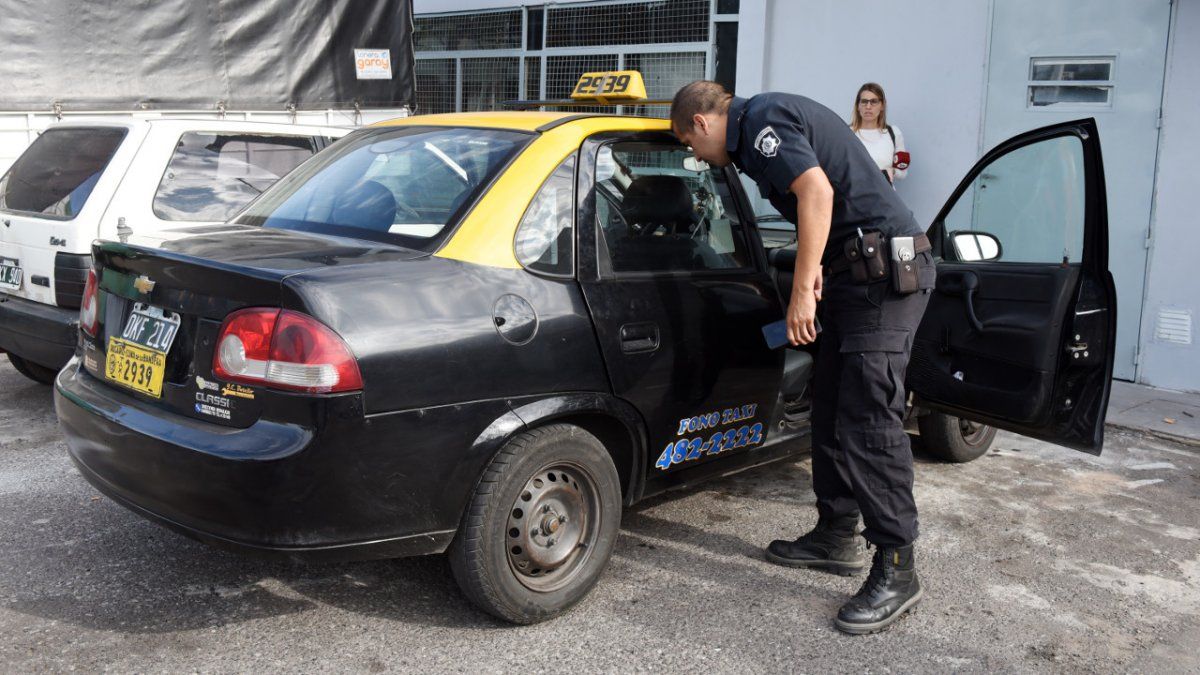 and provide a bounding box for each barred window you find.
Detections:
[462,58,521,112]
[525,56,541,100]
[415,59,456,114]
[546,0,710,48]
[412,1,719,117]
[414,10,522,51]
[624,52,707,117]
[547,54,620,114]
